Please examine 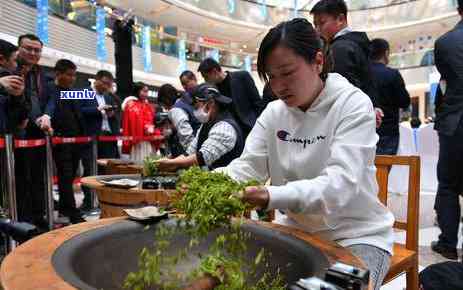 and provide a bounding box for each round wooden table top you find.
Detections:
[0,217,365,290]
[97,159,142,175]
[81,176,178,206]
